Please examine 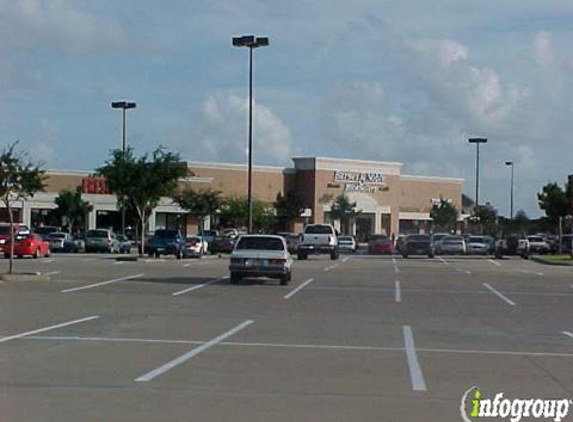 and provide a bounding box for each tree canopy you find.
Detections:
[219,196,275,232]
[54,187,93,233]
[430,199,458,232]
[330,194,361,234]
[97,147,187,254]
[0,142,46,273]
[274,190,307,231]
[174,188,223,231]
[538,180,571,225]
